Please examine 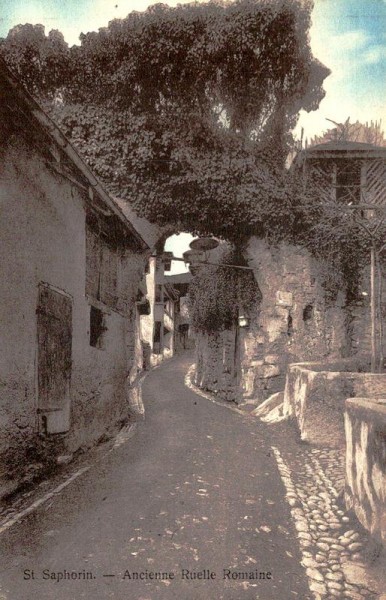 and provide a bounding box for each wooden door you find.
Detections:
[37,284,72,434]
